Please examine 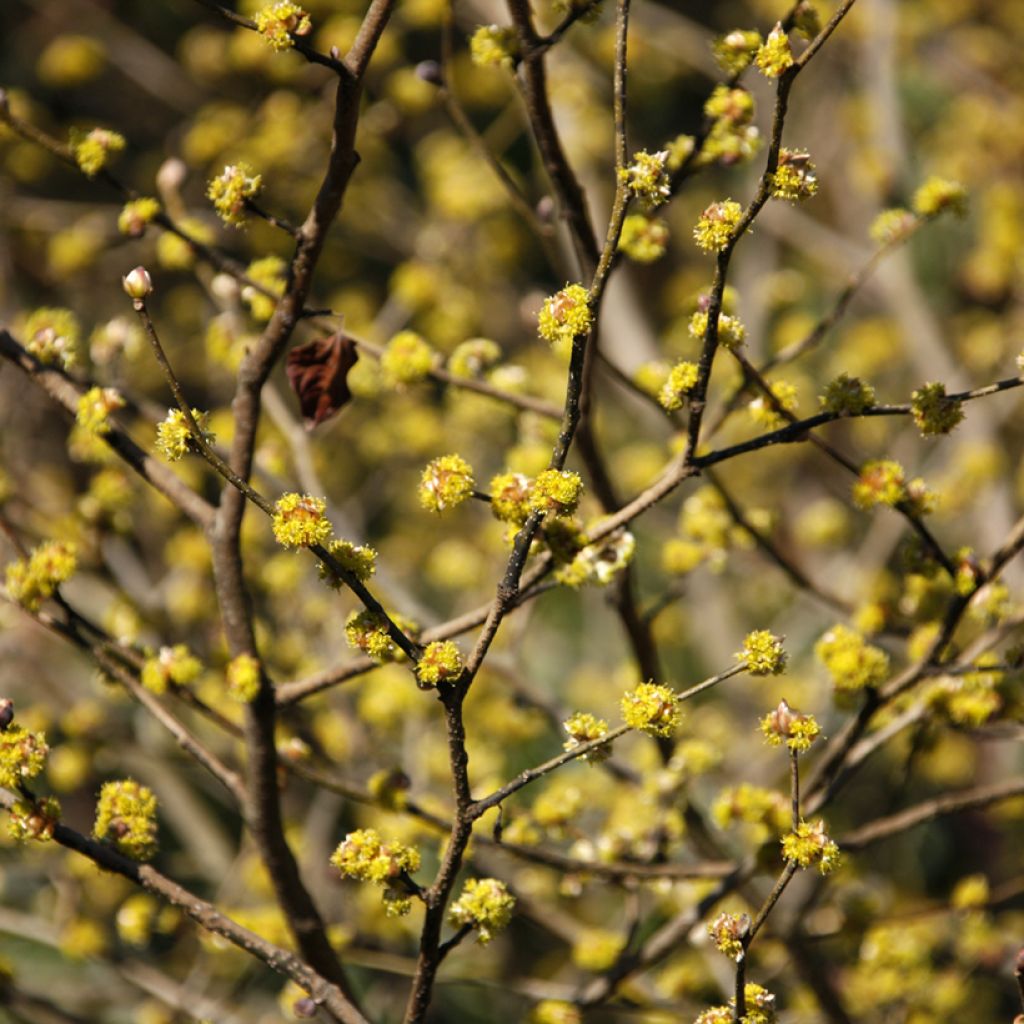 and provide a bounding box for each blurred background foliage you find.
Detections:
[1,0,1023,1021]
